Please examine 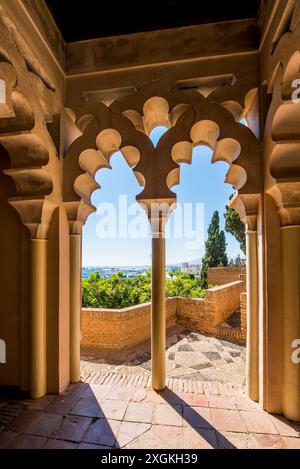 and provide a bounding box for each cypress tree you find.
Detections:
[200,211,228,288]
